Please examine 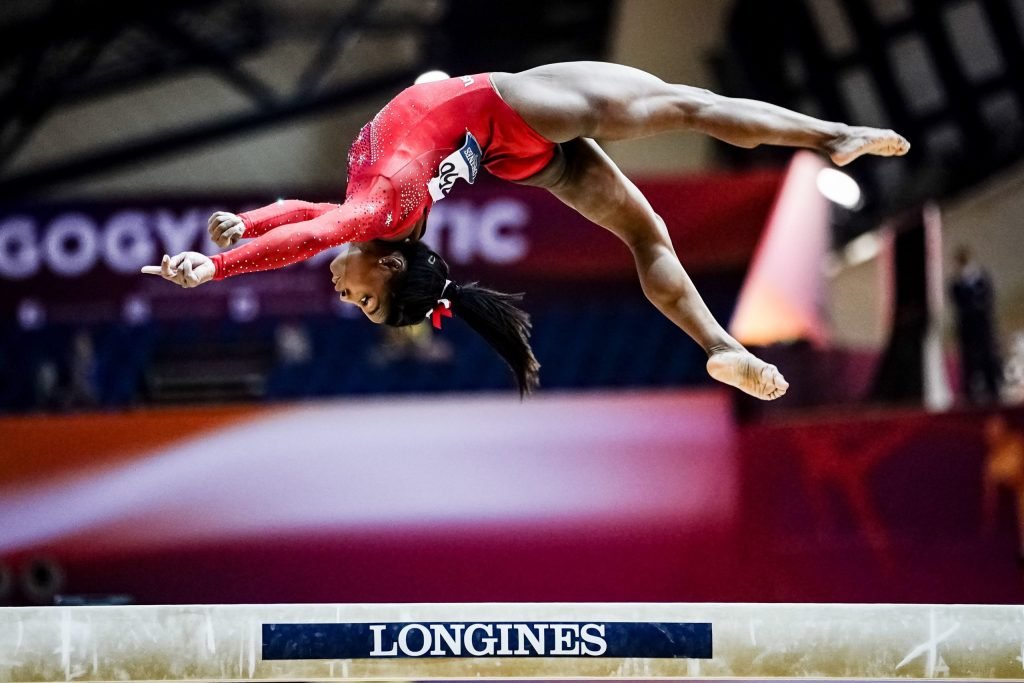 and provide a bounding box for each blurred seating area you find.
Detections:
[0,289,734,413]
[0,323,156,412]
